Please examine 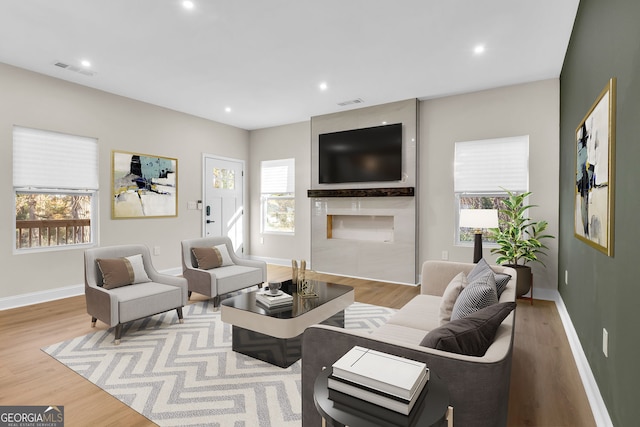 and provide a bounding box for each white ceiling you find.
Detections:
[0,1,579,130]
